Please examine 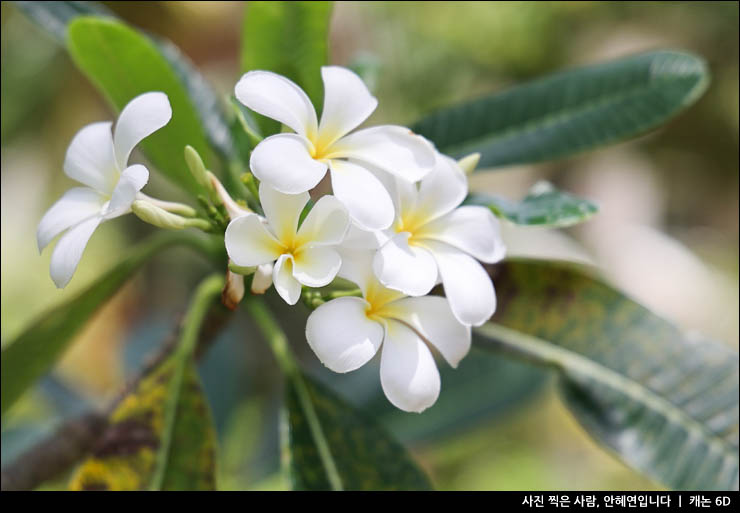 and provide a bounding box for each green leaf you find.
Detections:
[476,259,738,490]
[412,51,710,168]
[68,274,223,491]
[15,2,235,173]
[66,16,214,195]
[0,231,219,417]
[283,373,433,490]
[241,1,332,135]
[466,181,598,227]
